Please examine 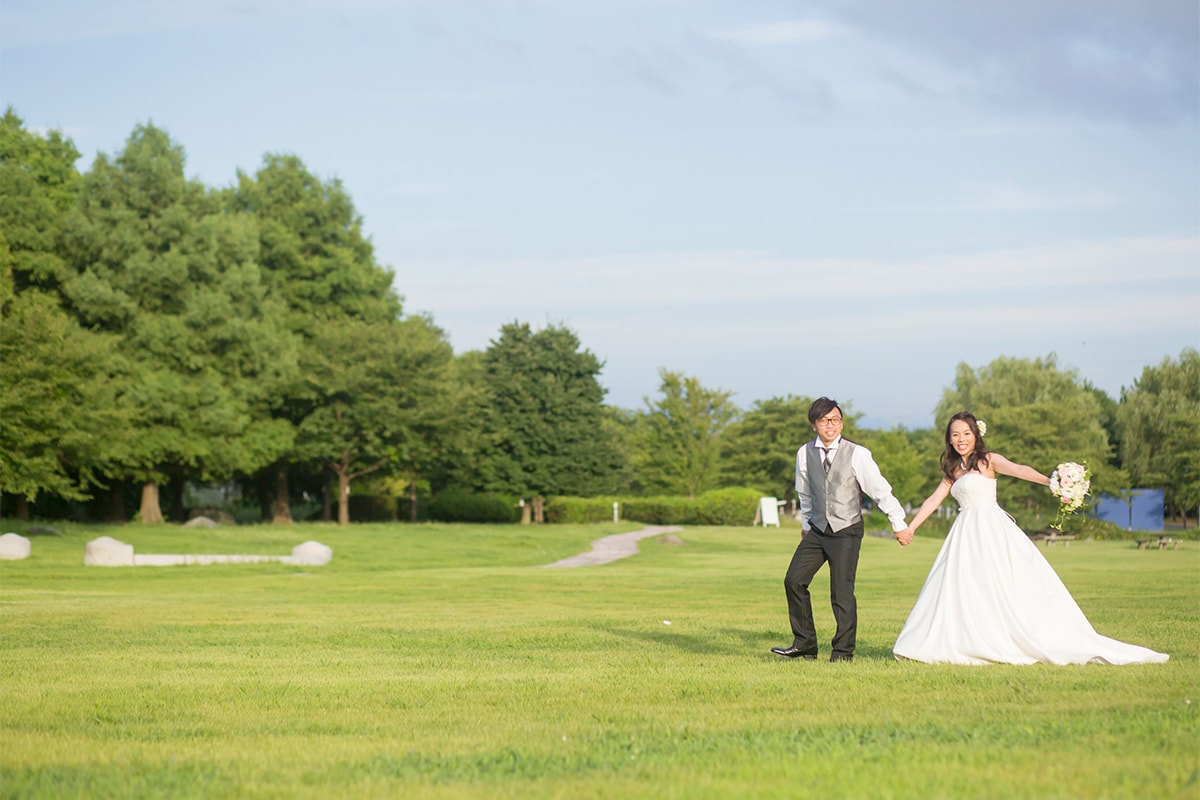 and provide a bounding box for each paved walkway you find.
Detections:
[541,525,683,568]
